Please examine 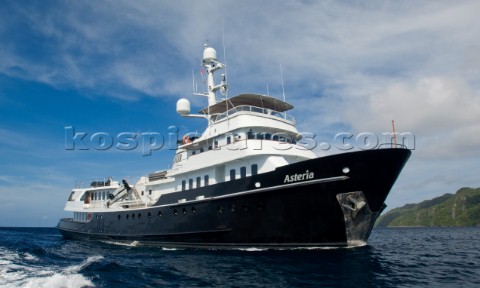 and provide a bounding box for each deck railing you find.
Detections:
[212,105,295,123]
